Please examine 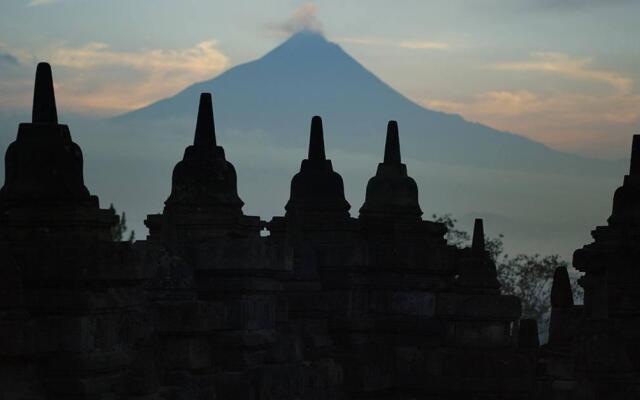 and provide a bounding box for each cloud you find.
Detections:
[50,41,227,75]
[273,3,323,36]
[422,52,639,157]
[482,0,637,14]
[12,40,229,114]
[493,52,633,94]
[0,42,33,65]
[338,37,450,51]
[28,0,57,6]
[0,43,34,111]
[0,46,29,87]
[398,41,450,50]
[422,89,640,157]
[524,0,634,10]
[0,51,20,67]
[425,90,640,123]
